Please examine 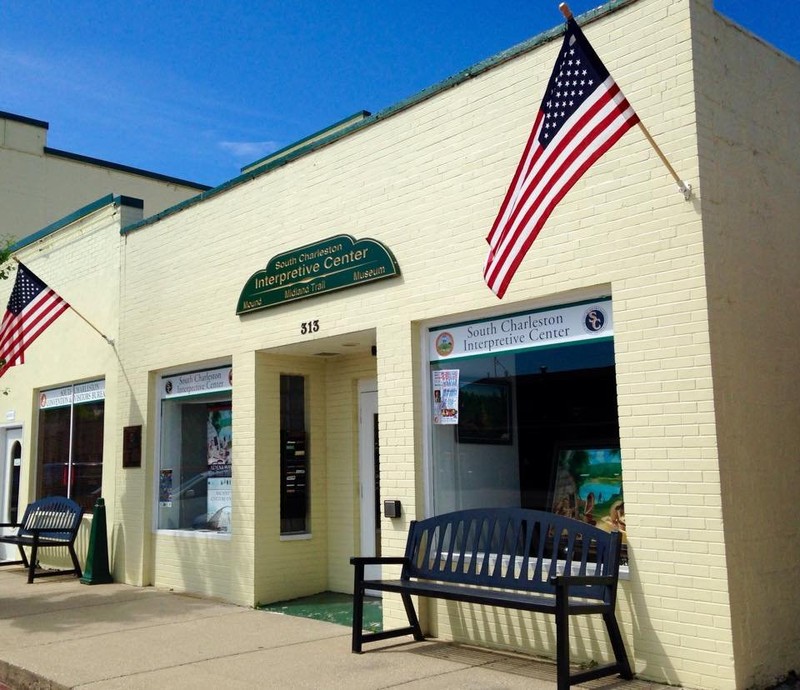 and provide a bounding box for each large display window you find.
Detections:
[428,298,627,561]
[37,380,105,512]
[157,366,232,533]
